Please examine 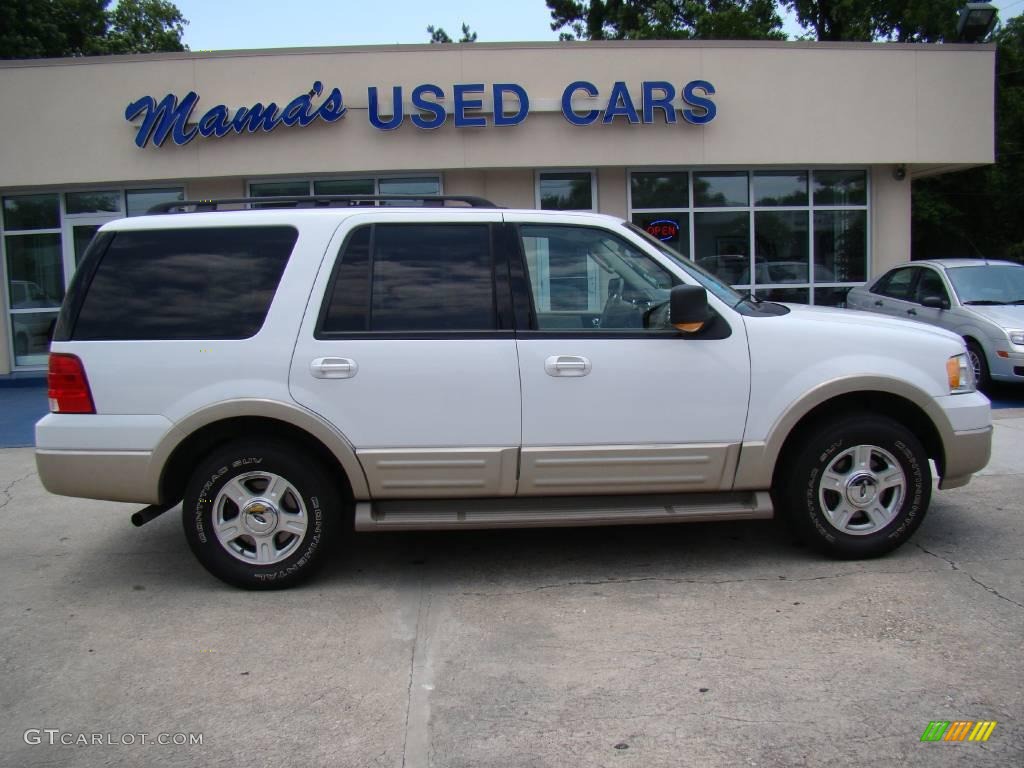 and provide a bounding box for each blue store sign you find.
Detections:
[126,79,716,148]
